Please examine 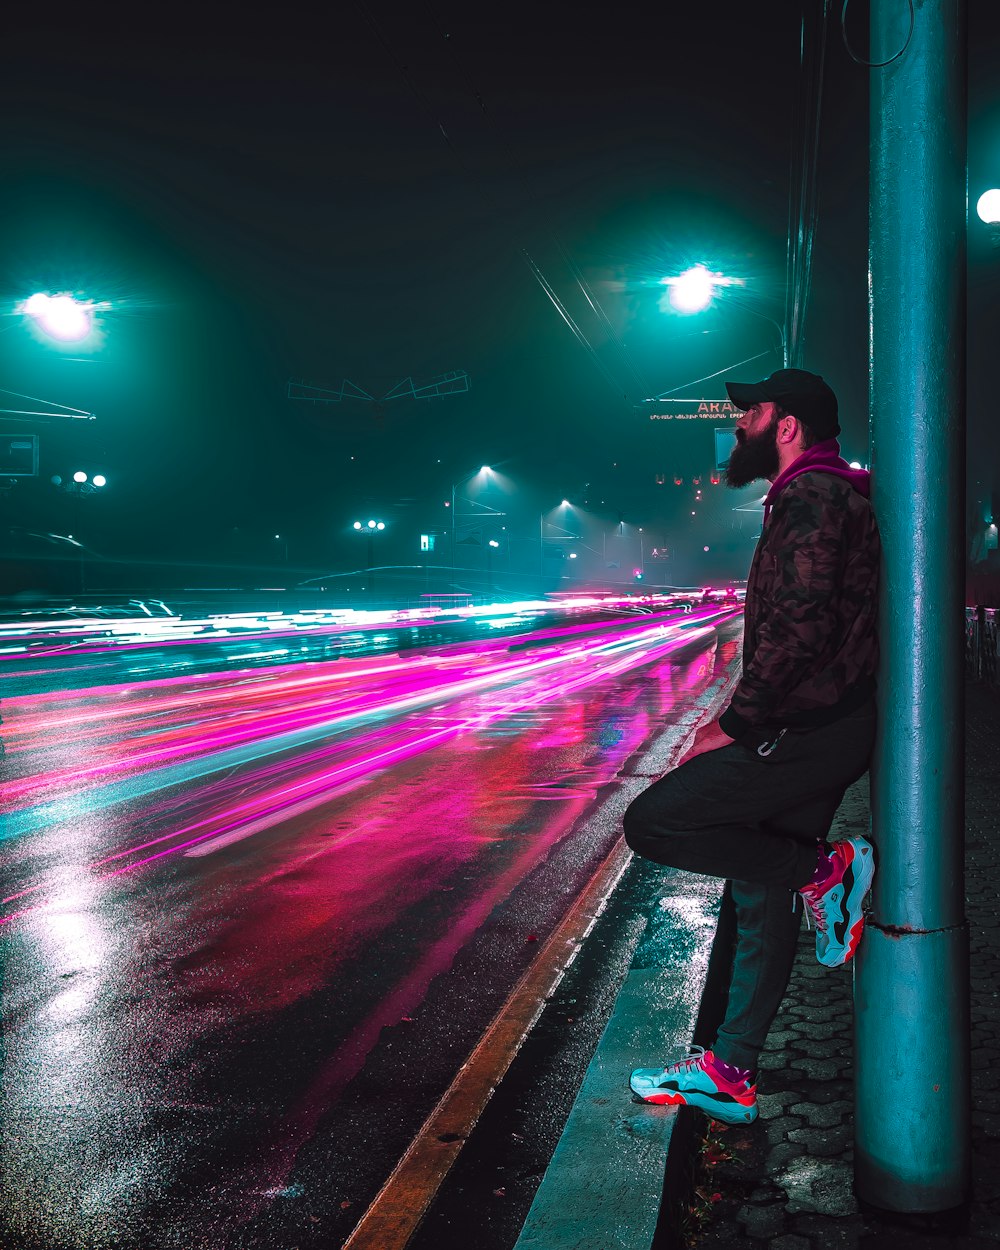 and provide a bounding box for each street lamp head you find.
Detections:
[481,465,492,474]
[92,474,107,488]
[976,189,1000,224]
[22,292,94,341]
[664,264,715,313]
[376,522,385,530]
[73,470,88,484]
[353,521,363,529]
[367,520,377,529]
